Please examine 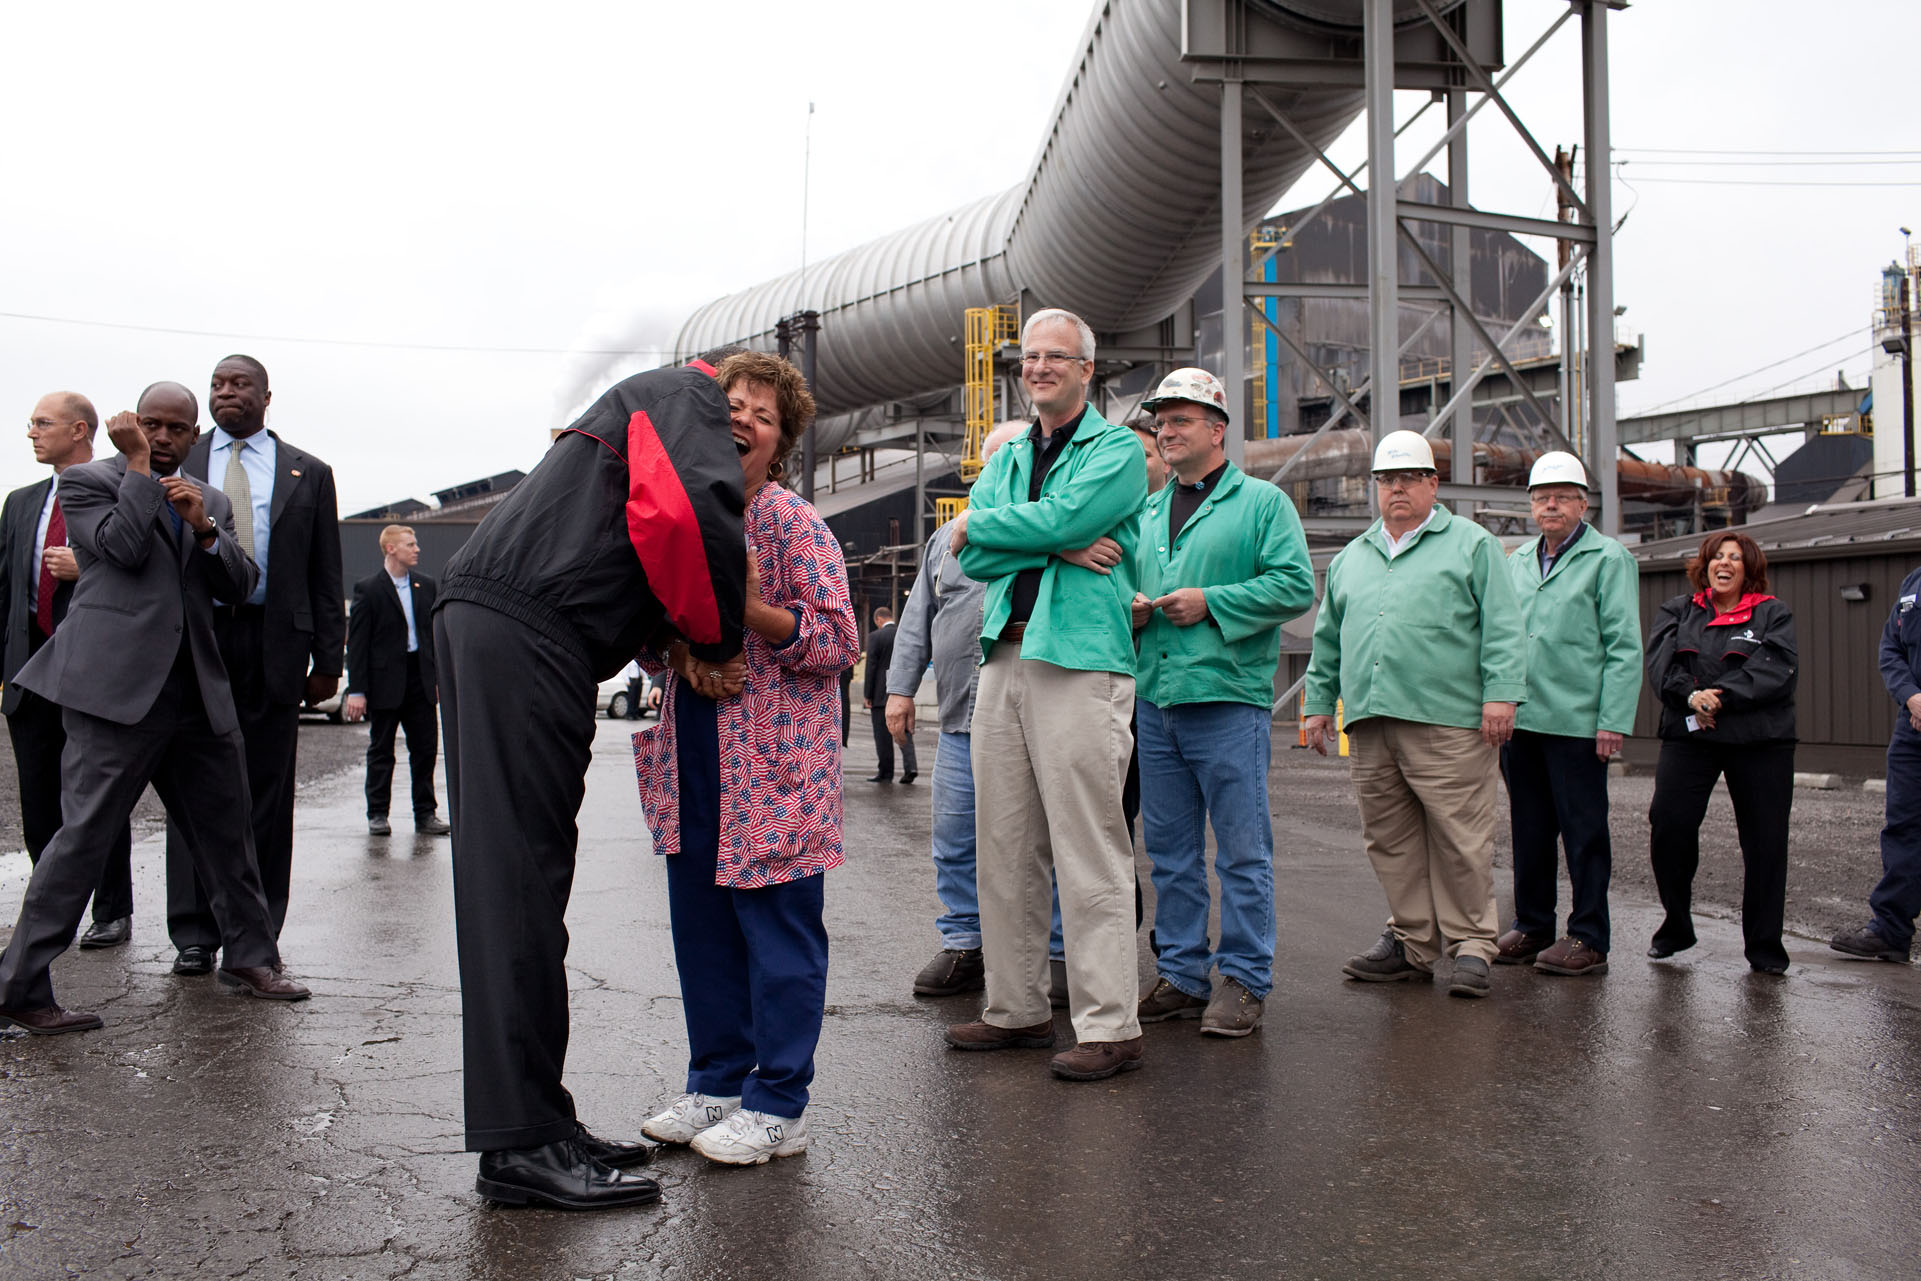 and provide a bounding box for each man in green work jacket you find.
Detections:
[942,308,1150,1082]
[1128,369,1314,1038]
[1303,430,1527,999]
[1496,452,1641,977]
